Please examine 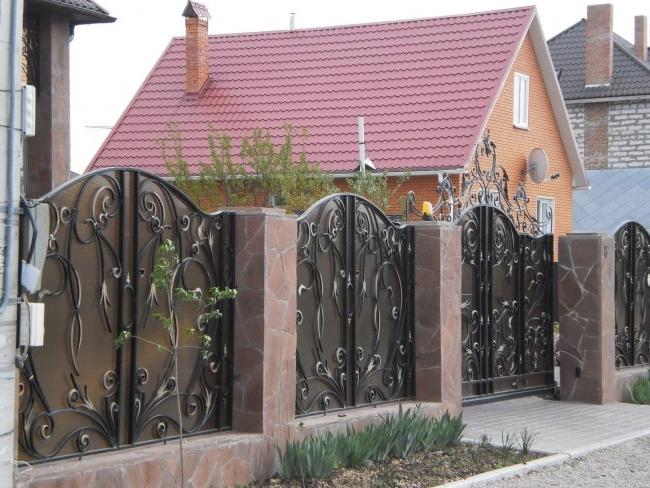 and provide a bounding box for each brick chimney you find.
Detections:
[585,4,613,86]
[182,1,210,93]
[635,15,648,62]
